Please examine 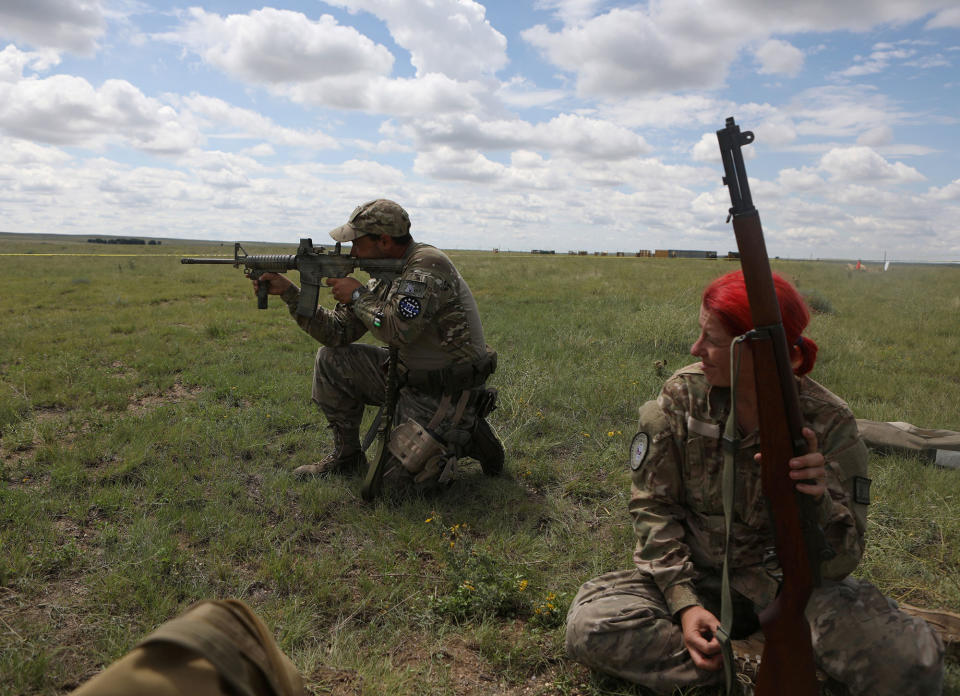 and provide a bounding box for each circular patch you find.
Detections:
[398,296,422,319]
[630,432,649,470]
